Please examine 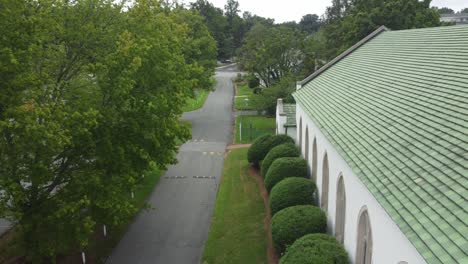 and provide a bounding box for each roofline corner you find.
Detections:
[299,25,389,86]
